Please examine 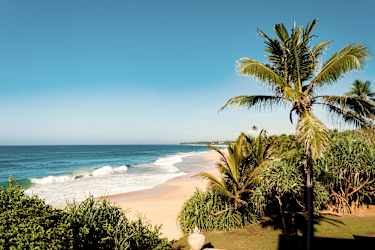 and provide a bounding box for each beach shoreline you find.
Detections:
[97,150,220,240]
